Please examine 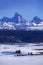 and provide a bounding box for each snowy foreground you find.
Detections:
[0,55,43,65]
[0,43,43,65]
